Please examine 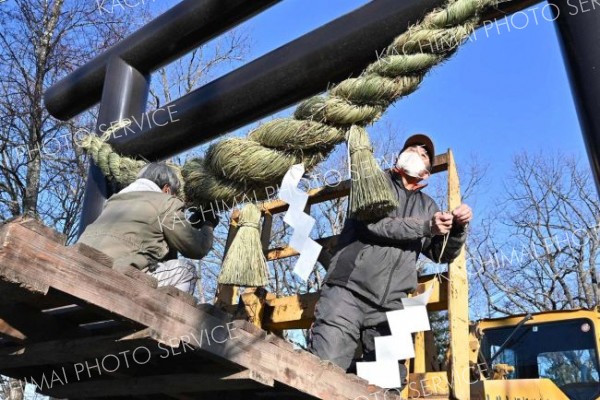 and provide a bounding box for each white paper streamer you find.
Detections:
[356,286,434,388]
[279,164,322,280]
